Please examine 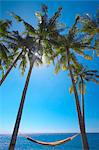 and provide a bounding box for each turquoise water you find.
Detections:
[0,133,99,150]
